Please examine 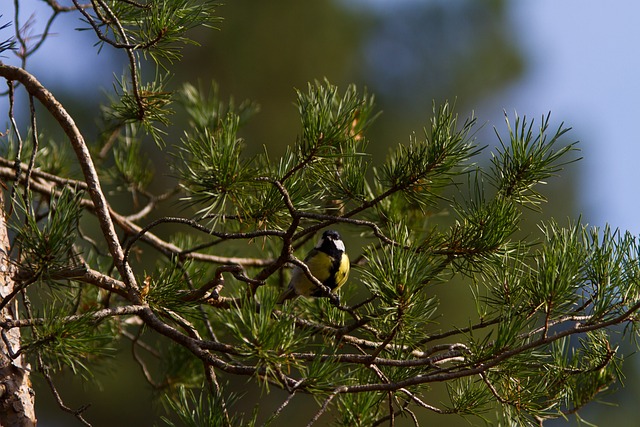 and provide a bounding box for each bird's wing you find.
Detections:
[304,251,332,284]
